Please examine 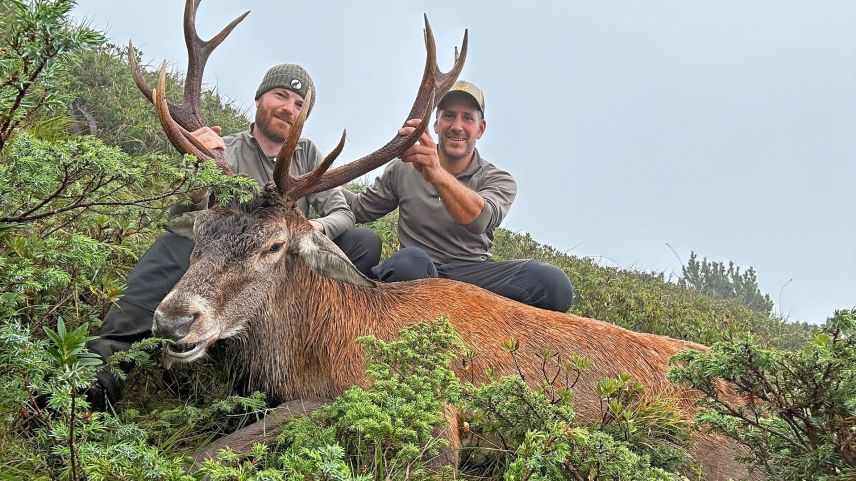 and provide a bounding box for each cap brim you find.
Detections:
[437,90,483,112]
